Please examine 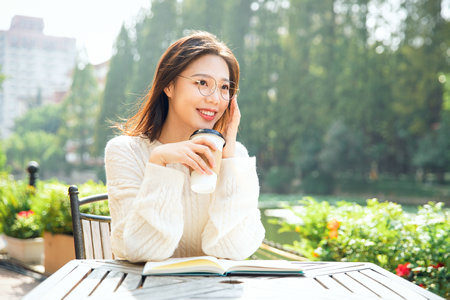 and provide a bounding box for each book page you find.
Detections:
[218,259,303,273]
[143,256,224,275]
